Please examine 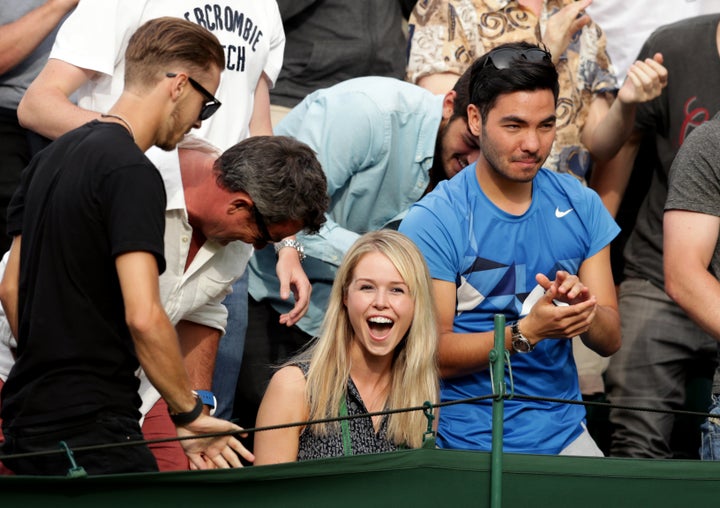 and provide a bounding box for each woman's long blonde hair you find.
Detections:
[303,230,438,448]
